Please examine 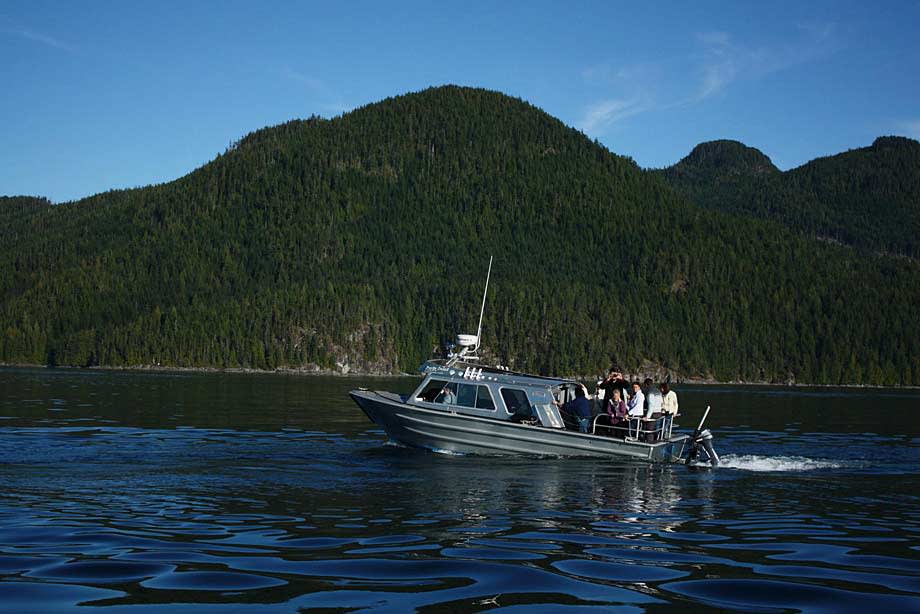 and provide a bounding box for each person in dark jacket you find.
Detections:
[556,386,592,433]
[597,367,629,413]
